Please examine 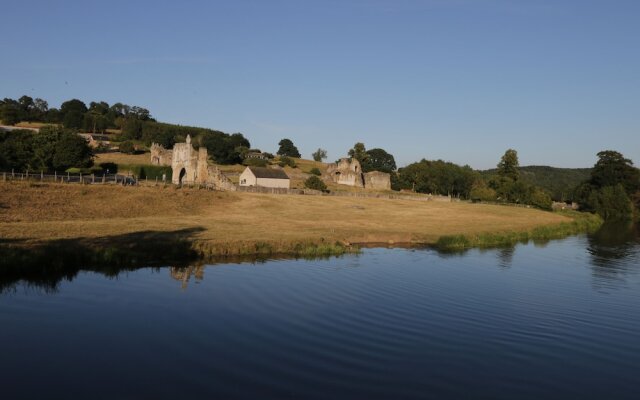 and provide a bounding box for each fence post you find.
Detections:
[80,172,82,184]
[92,174,95,184]
[12,169,14,178]
[2,172,5,181]
[67,171,70,183]
[54,171,57,182]
[41,170,43,181]
[26,170,29,179]
[102,174,106,183]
